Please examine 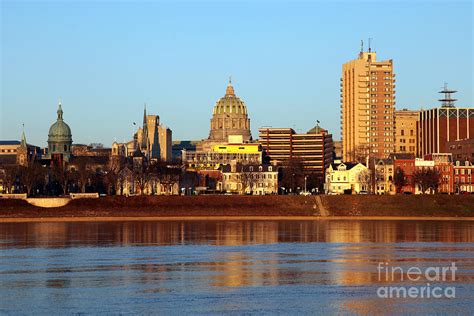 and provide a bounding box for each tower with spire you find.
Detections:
[16,124,29,166]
